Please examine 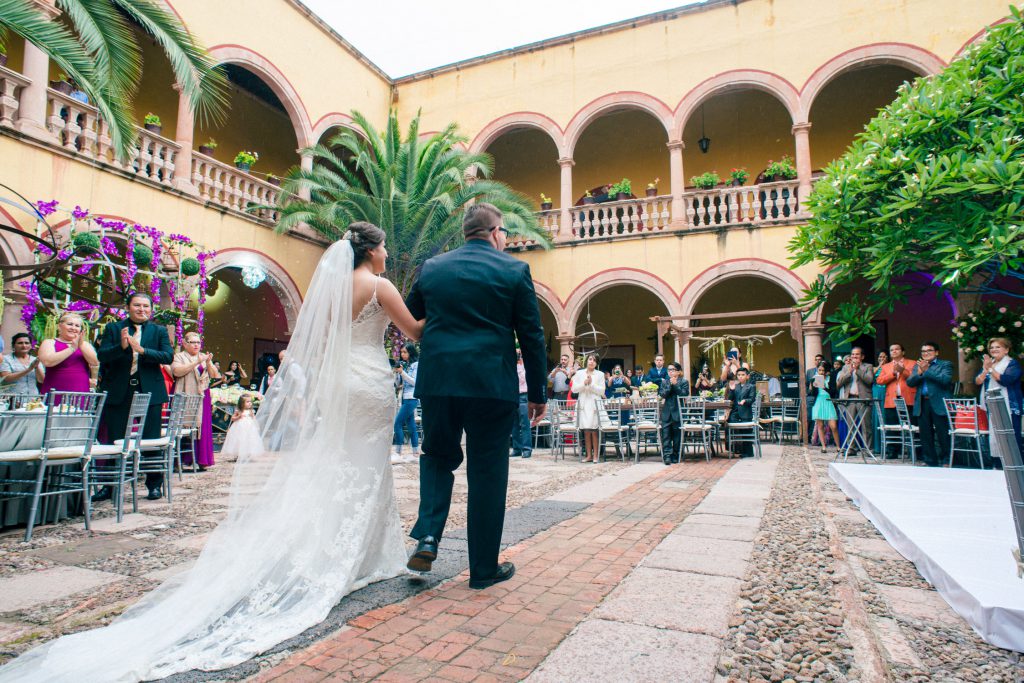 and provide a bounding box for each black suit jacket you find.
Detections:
[406,239,547,405]
[658,379,691,424]
[97,319,173,406]
[730,382,757,422]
